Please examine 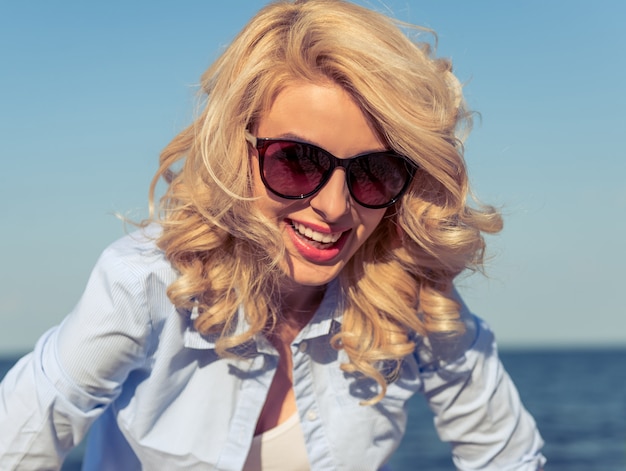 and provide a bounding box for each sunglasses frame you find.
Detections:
[245,131,416,209]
